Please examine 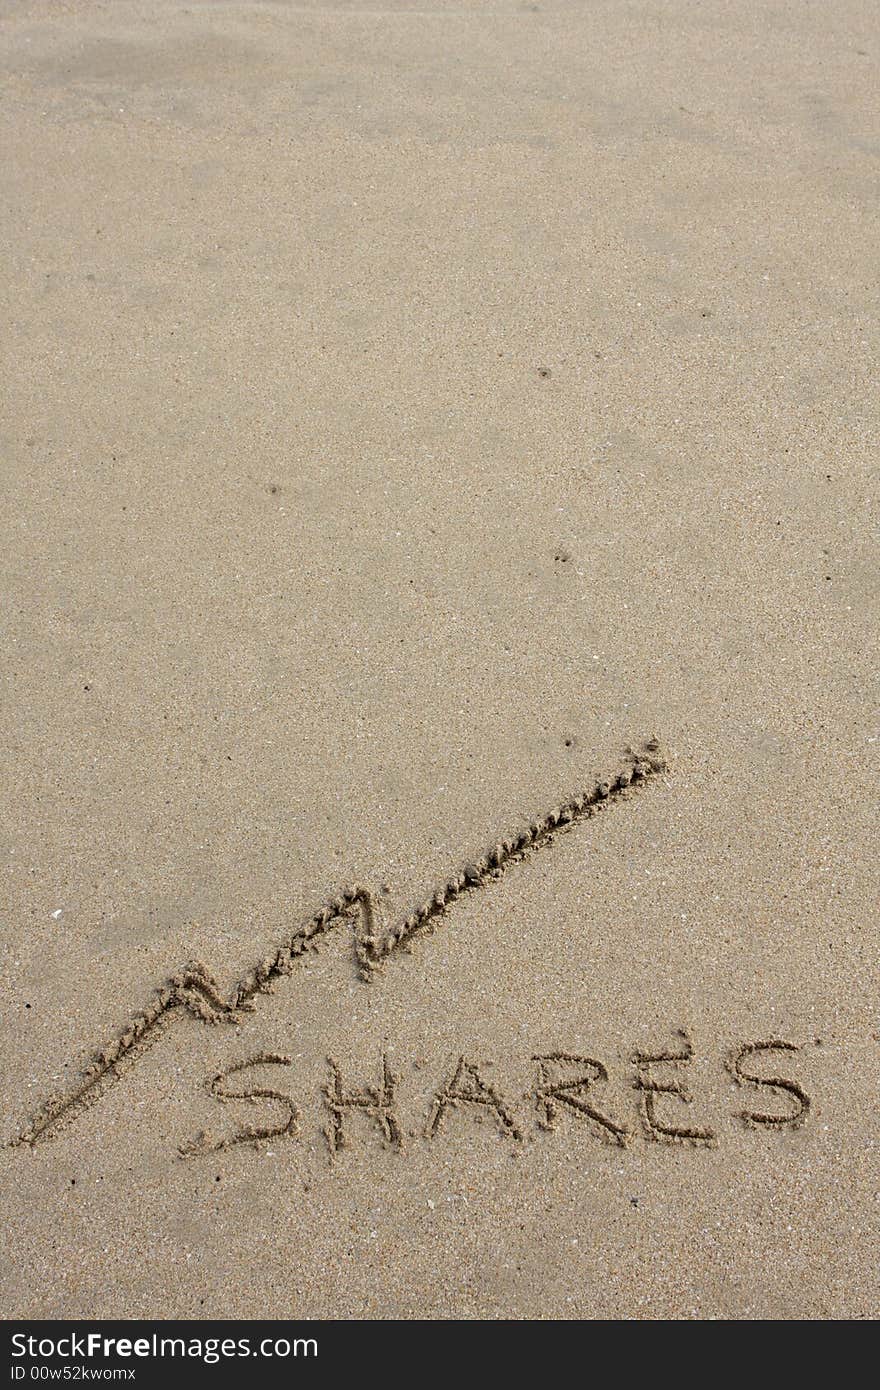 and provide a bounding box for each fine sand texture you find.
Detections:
[1,0,877,1319]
